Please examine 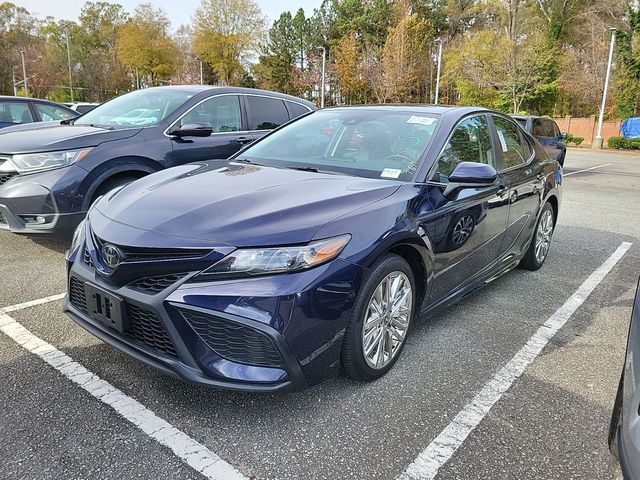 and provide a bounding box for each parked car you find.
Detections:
[0,95,76,129]
[0,86,315,234]
[64,102,100,114]
[64,105,562,392]
[609,278,640,478]
[513,115,566,166]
